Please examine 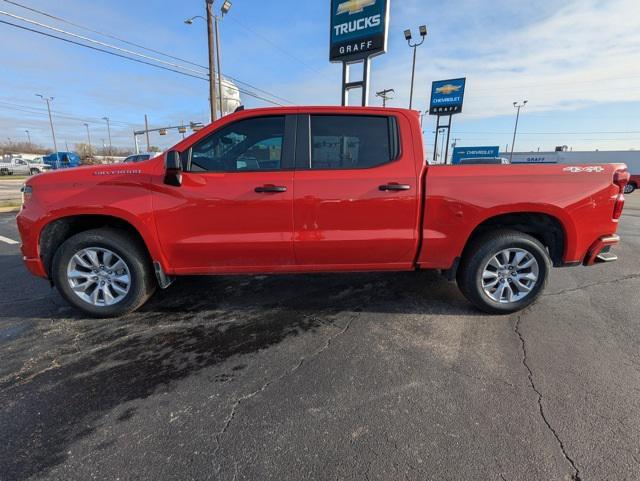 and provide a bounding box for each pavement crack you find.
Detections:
[545,273,640,297]
[515,315,582,481]
[212,311,359,472]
